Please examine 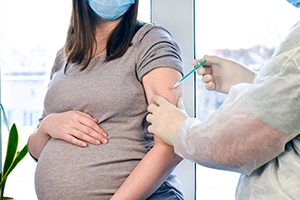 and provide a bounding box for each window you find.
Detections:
[195,0,300,199]
[1,1,72,199]
[2,0,299,199]
[0,1,150,199]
